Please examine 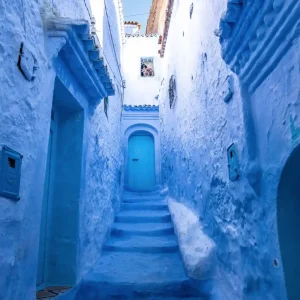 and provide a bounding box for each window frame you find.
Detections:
[140,57,155,78]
